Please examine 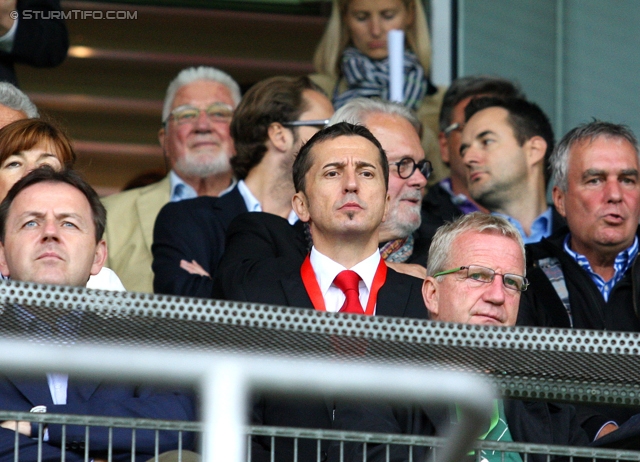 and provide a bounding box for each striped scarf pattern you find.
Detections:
[333,47,434,110]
